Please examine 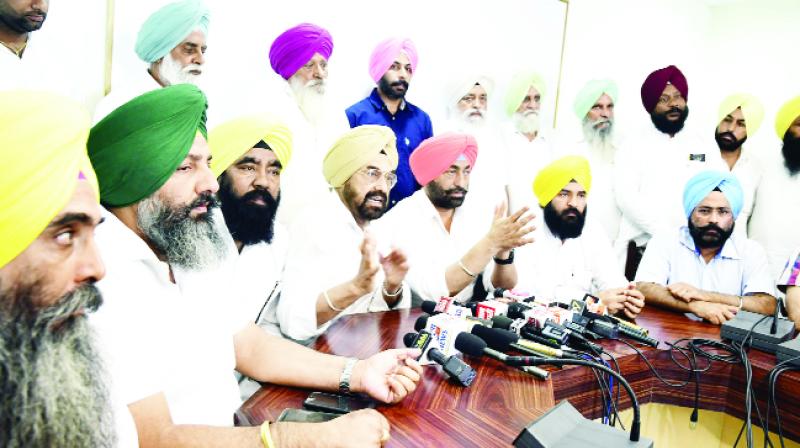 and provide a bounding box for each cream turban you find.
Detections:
[717,93,764,137]
[323,125,398,188]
